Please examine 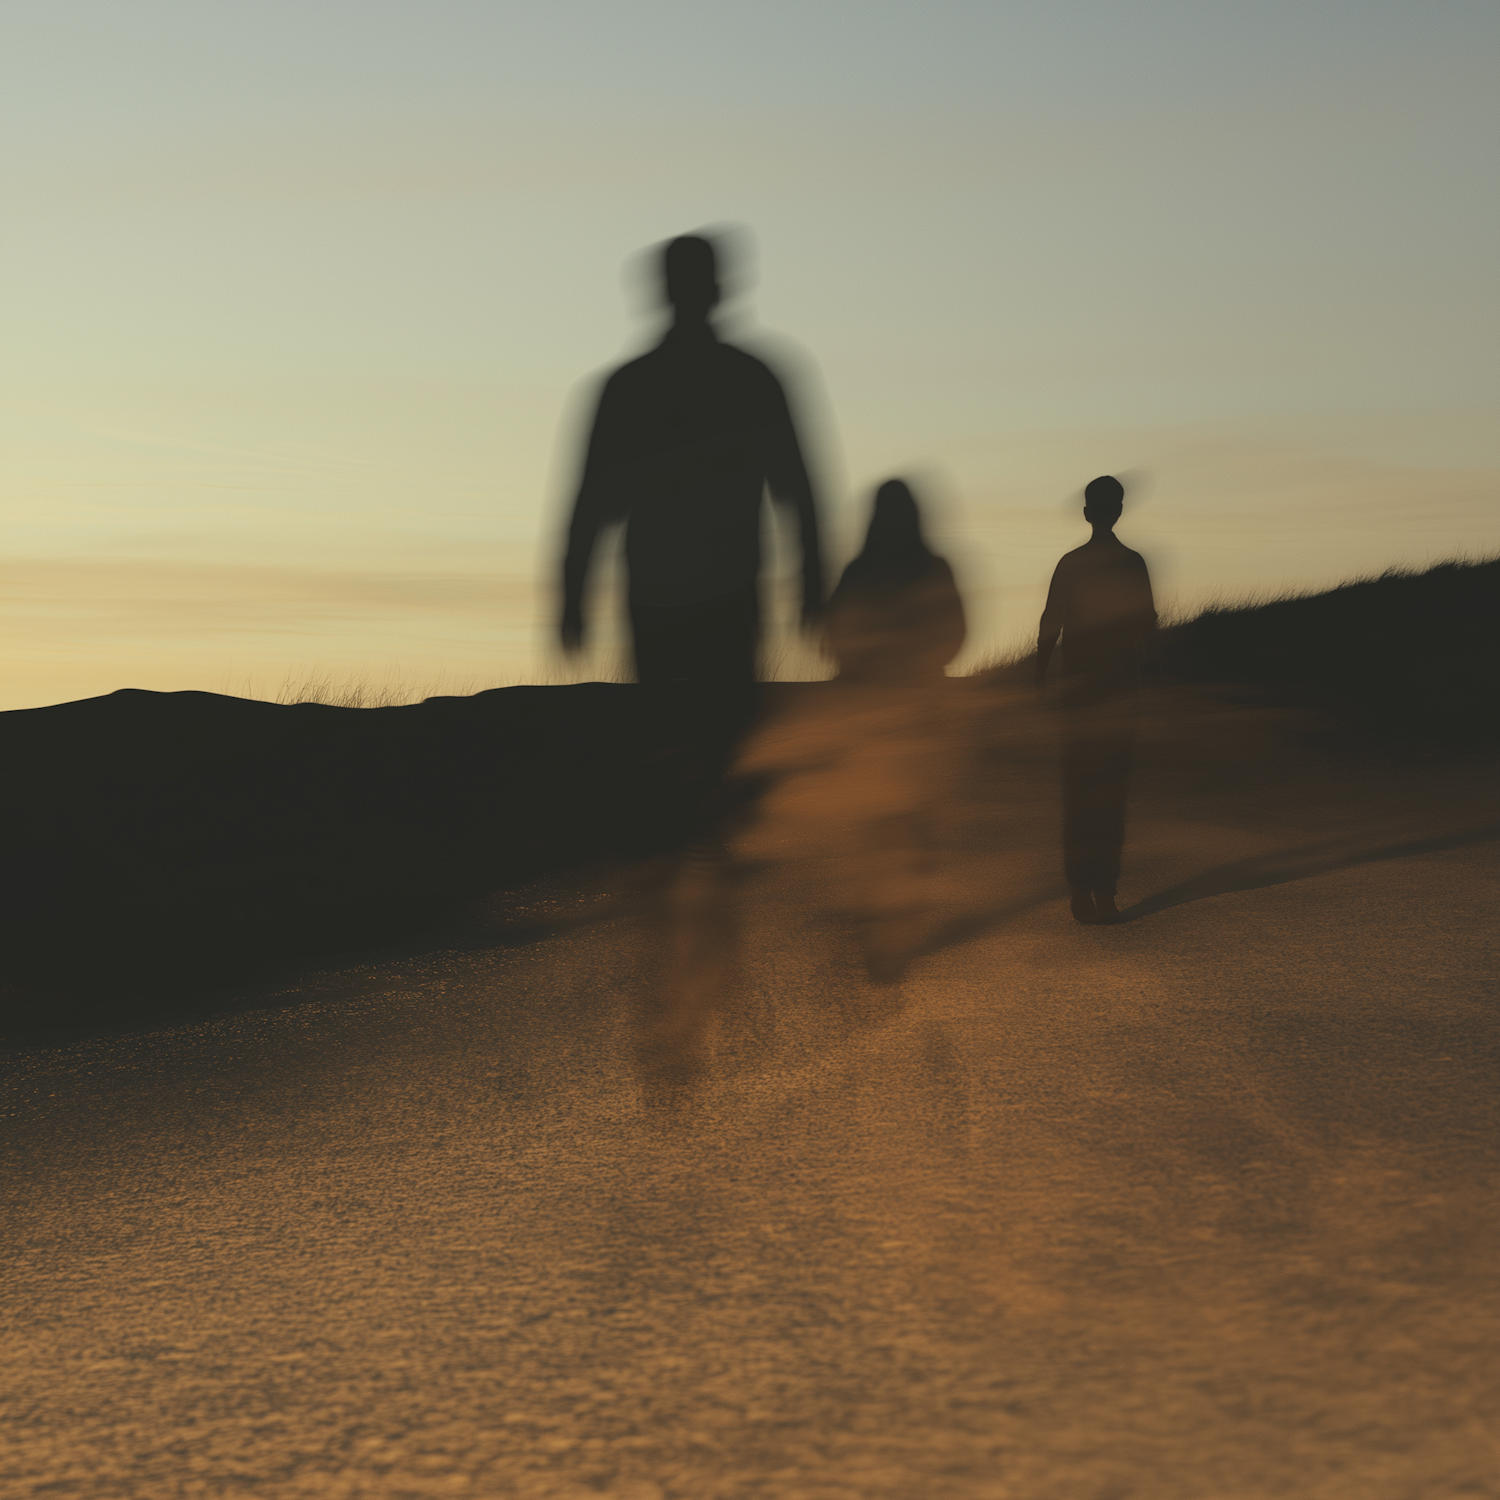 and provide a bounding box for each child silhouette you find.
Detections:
[1036,474,1157,924]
